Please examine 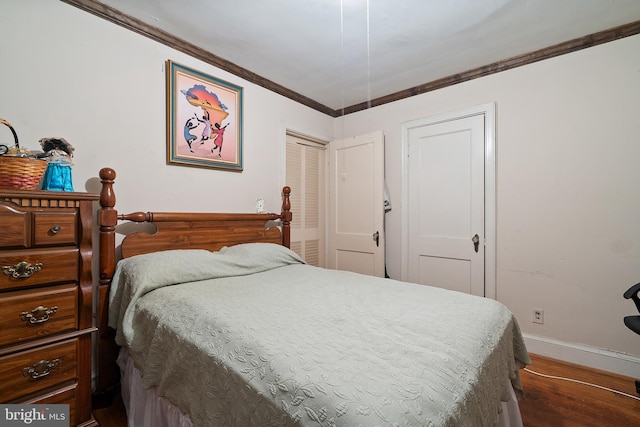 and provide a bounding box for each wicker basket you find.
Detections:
[0,156,48,190]
[0,119,47,190]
